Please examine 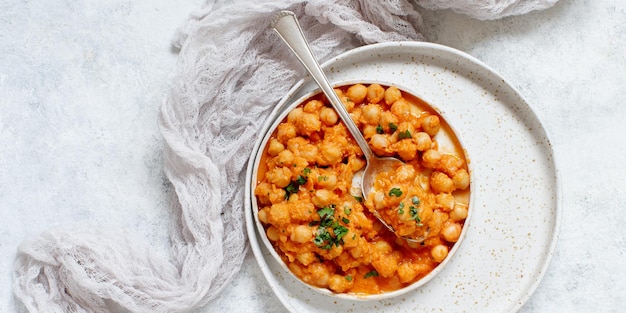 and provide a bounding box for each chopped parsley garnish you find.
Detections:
[345,275,353,281]
[353,195,363,202]
[283,169,312,199]
[342,217,350,224]
[409,205,423,226]
[411,196,420,206]
[344,207,351,215]
[376,125,384,134]
[296,175,308,185]
[313,205,348,250]
[317,206,335,220]
[318,175,328,181]
[388,123,398,132]
[398,129,412,139]
[334,225,348,241]
[389,187,403,197]
[364,270,379,279]
[284,182,299,199]
[397,202,405,215]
